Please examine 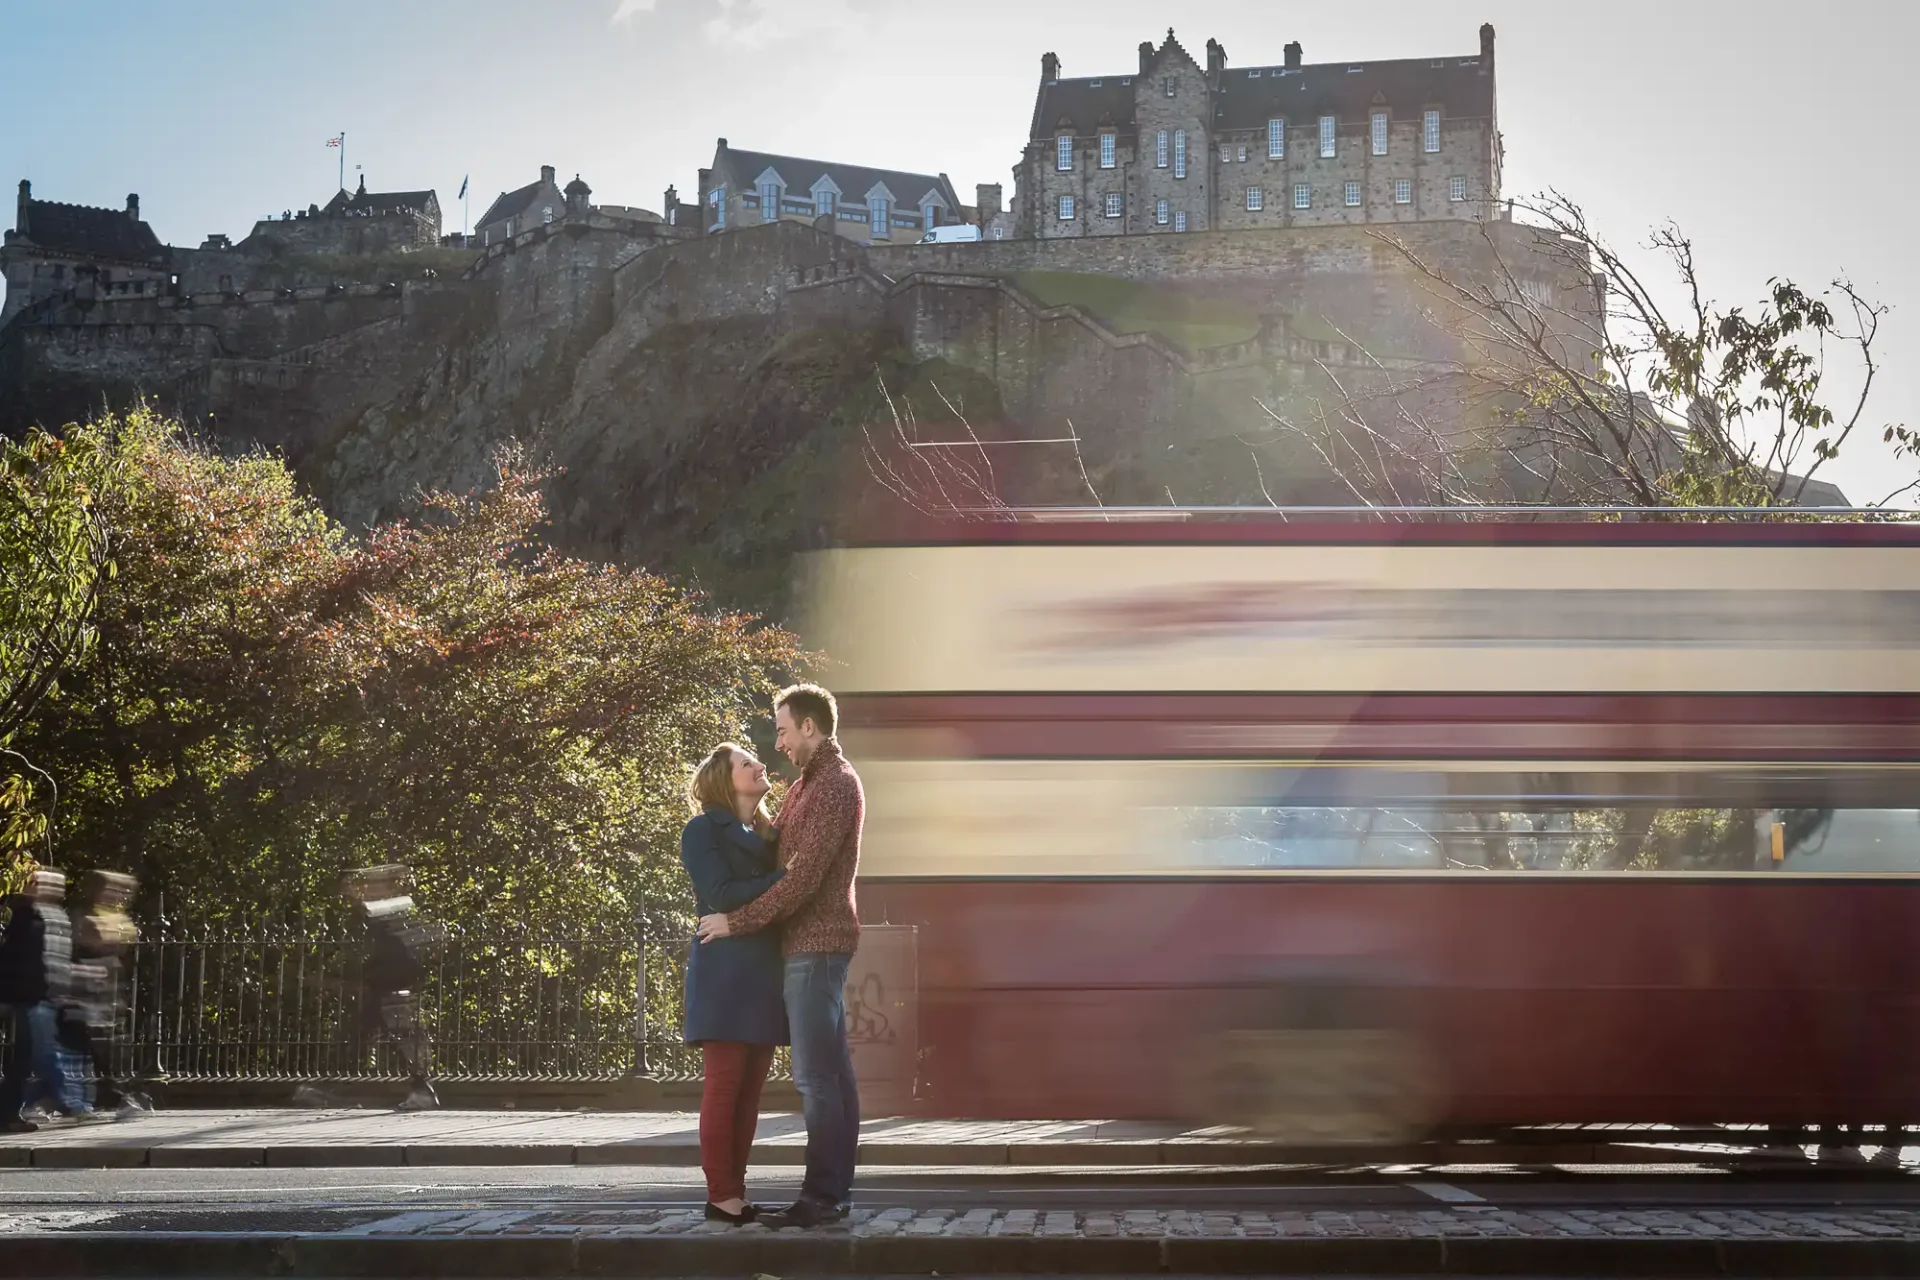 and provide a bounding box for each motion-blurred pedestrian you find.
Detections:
[0,870,98,1129]
[61,871,147,1118]
[342,865,442,1112]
